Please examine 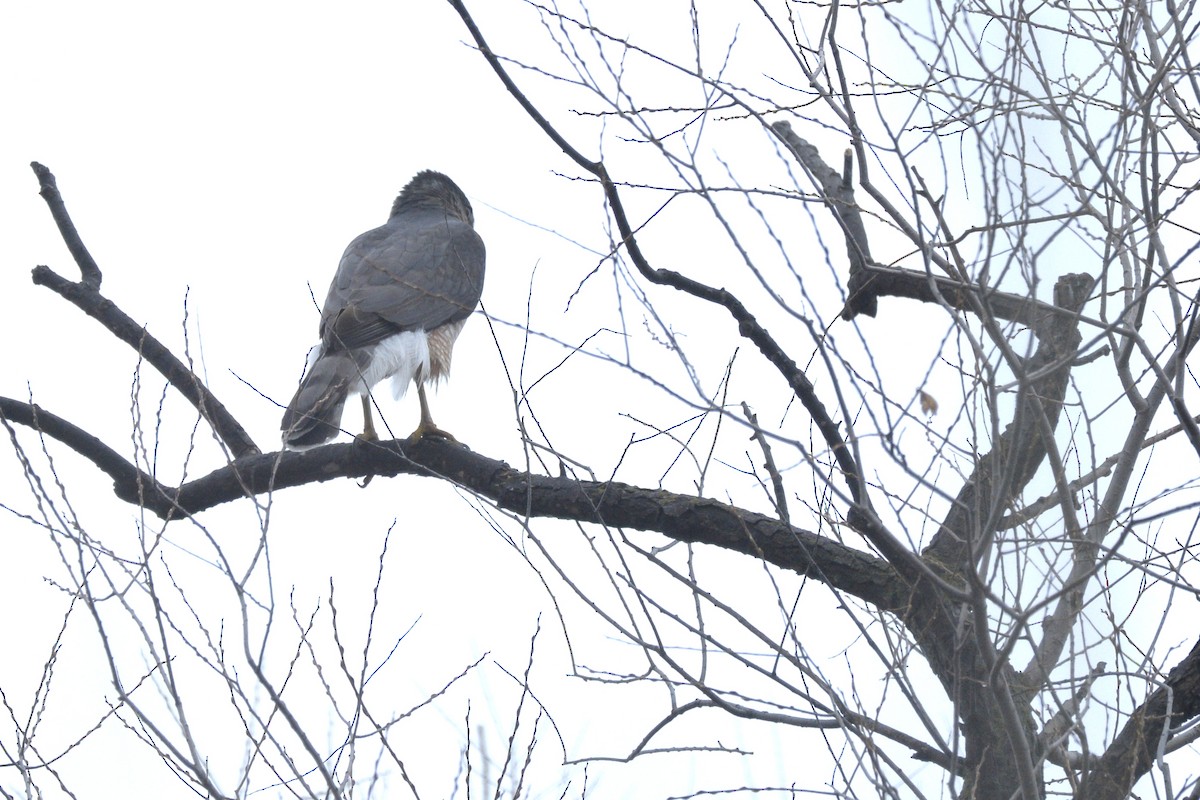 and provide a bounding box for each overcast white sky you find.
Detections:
[8,2,1184,798]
